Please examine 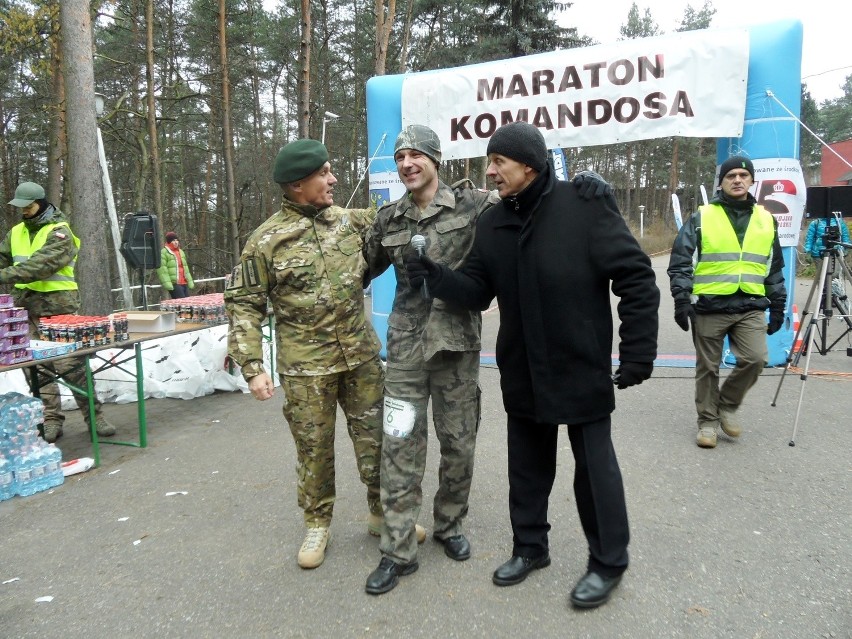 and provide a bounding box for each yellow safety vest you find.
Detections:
[693,203,774,296]
[9,221,80,292]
